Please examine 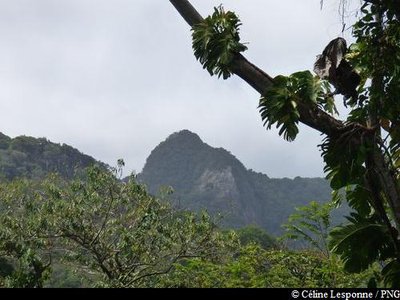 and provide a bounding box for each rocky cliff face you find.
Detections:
[196,167,239,199]
[138,130,333,235]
